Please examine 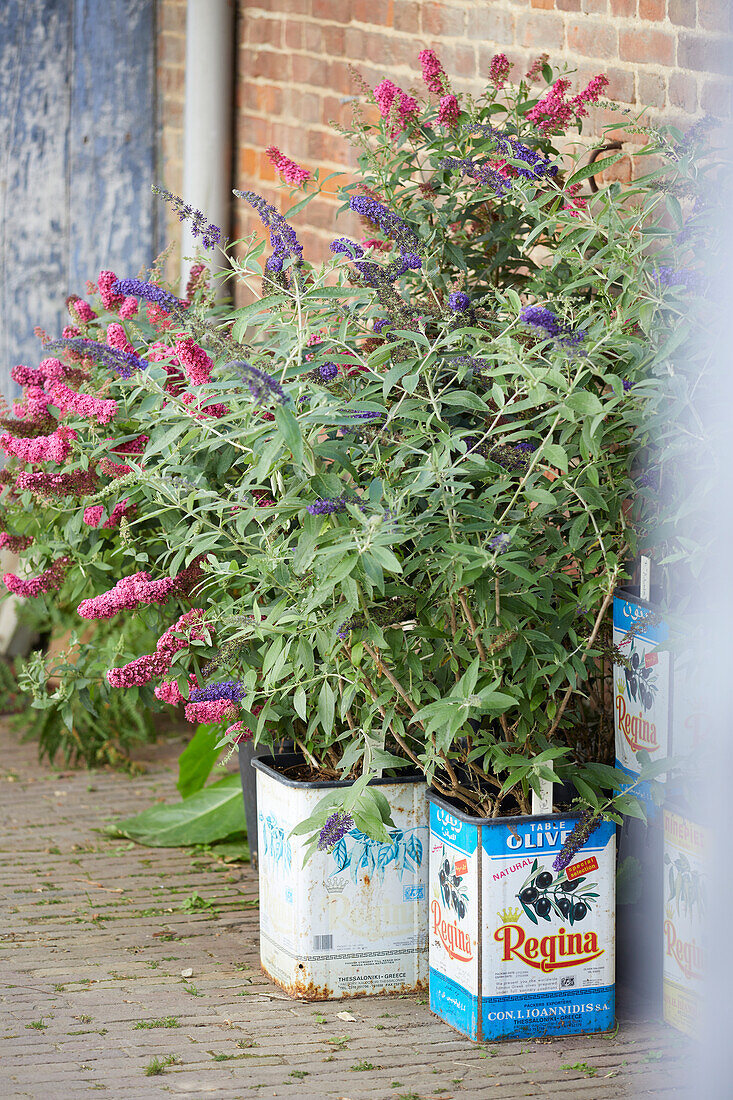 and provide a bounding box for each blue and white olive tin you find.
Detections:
[428,790,616,1042]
